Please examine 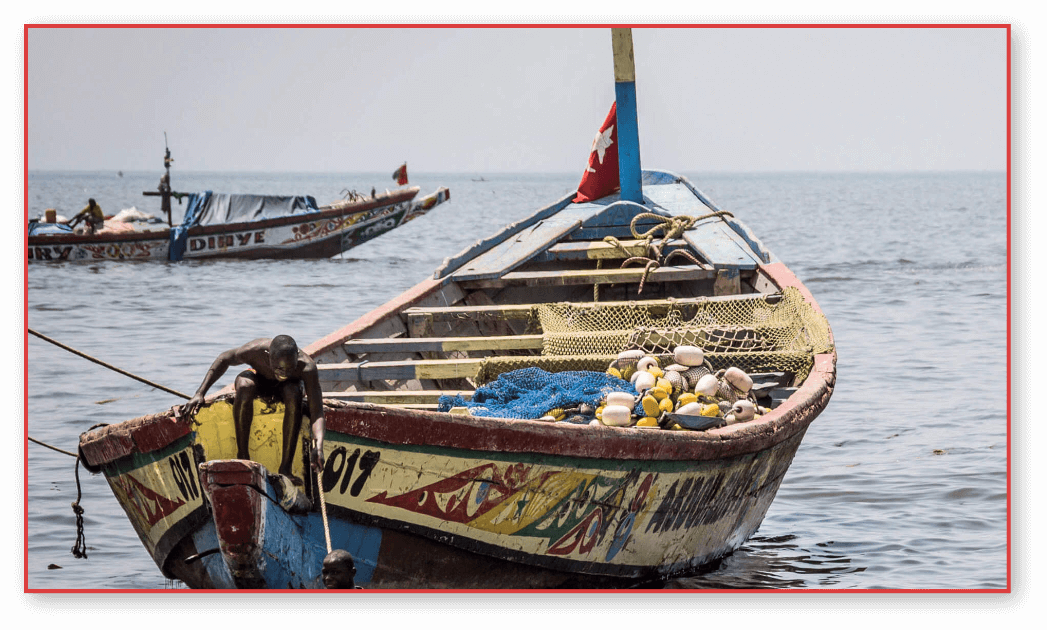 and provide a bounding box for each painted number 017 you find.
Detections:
[322,447,380,497]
